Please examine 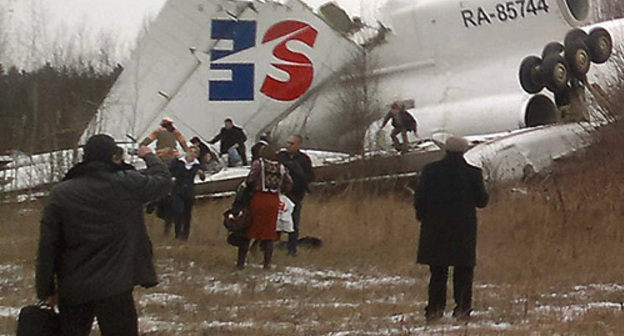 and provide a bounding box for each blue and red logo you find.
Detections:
[209,20,318,102]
